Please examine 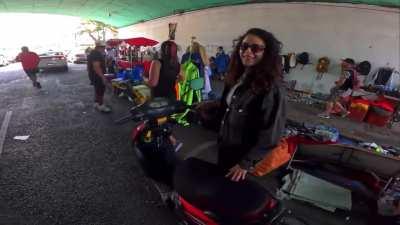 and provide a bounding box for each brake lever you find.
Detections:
[129,102,146,112]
